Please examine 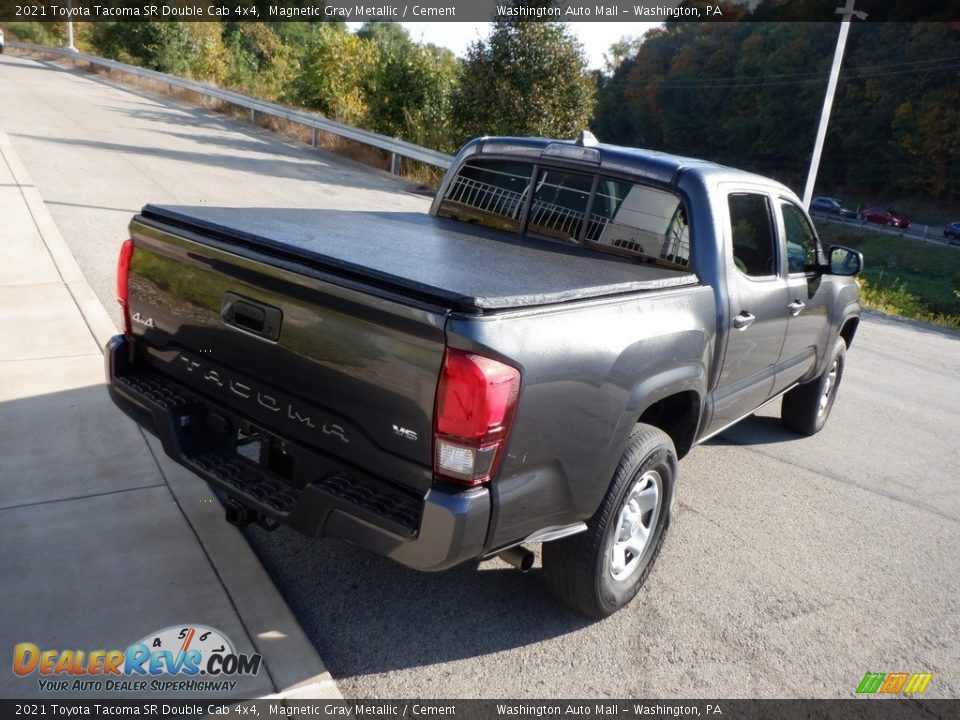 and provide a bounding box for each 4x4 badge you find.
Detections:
[132,312,155,328]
